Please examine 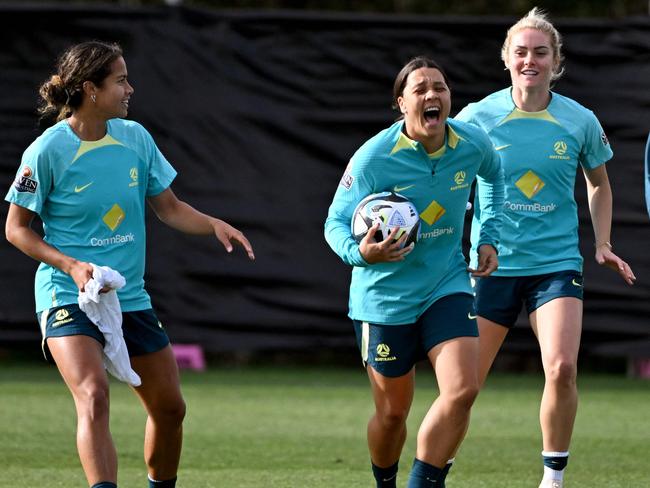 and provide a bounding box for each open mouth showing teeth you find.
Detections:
[424,107,440,122]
